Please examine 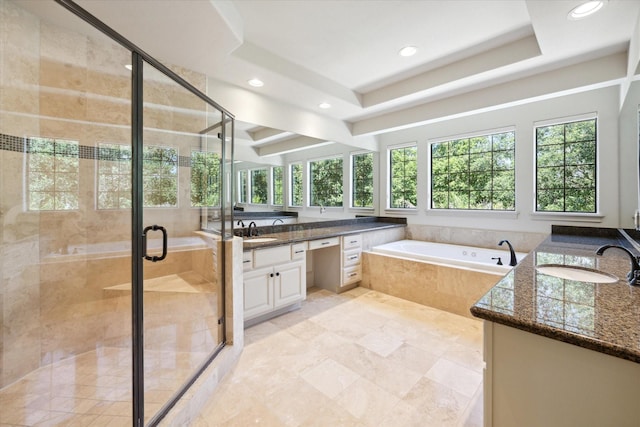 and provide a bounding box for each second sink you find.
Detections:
[536,264,619,284]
